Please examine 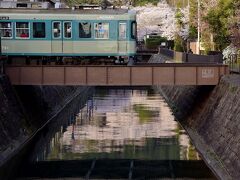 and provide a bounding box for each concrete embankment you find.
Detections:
[155,75,240,180]
[0,74,92,179]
